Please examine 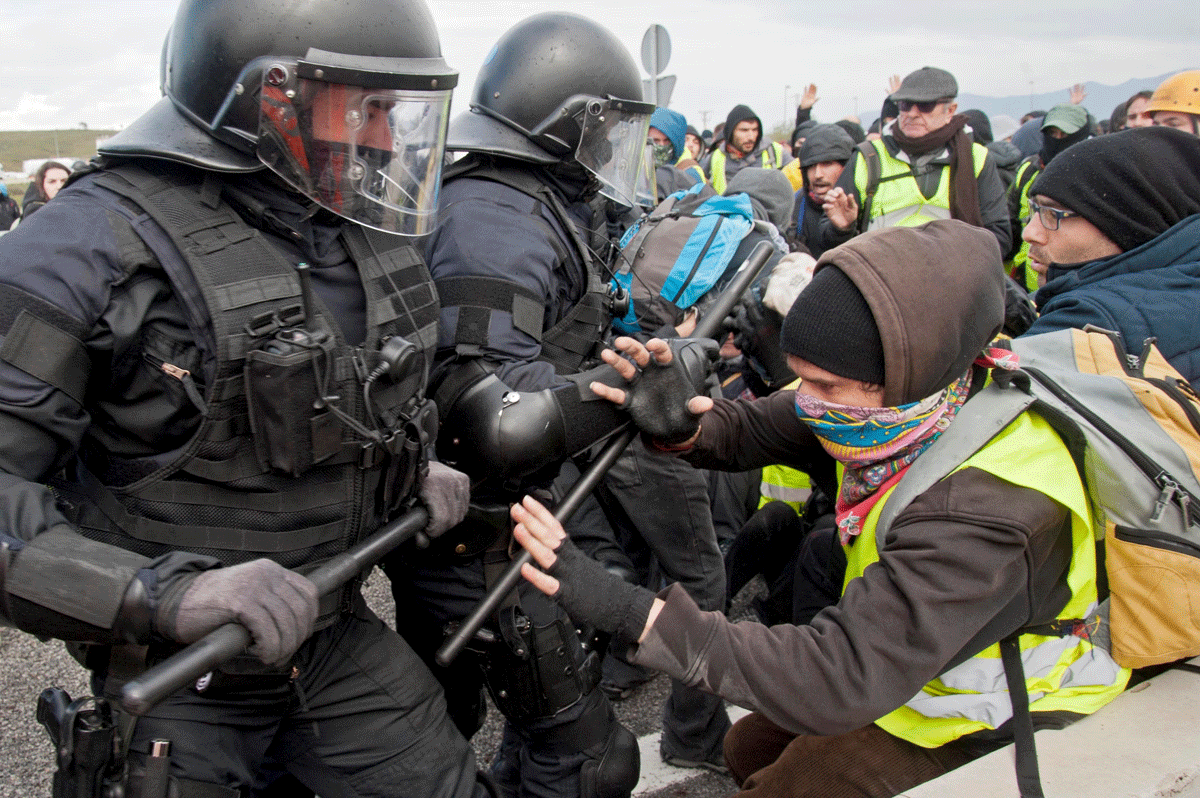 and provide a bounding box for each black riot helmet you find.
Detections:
[449,12,654,205]
[99,0,458,235]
